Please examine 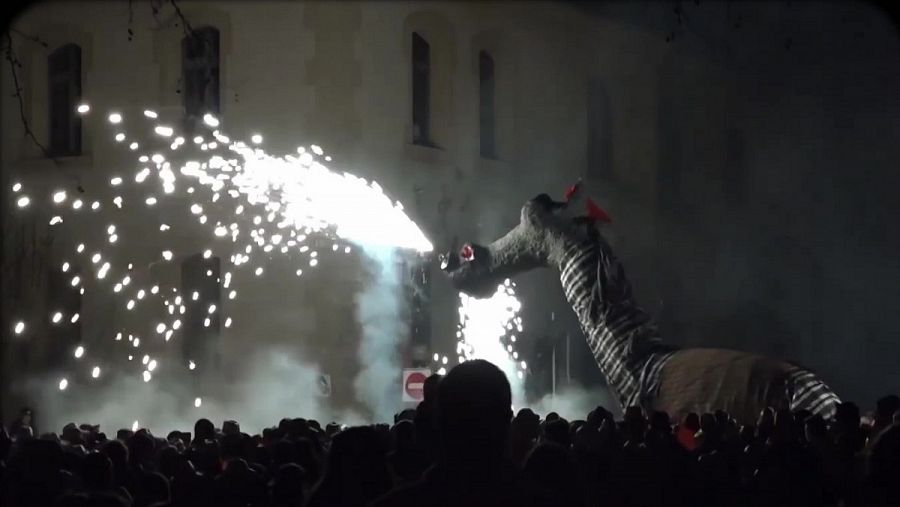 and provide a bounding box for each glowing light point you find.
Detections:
[16,196,29,208]
[76,104,90,113]
[188,360,196,370]
[12,182,22,192]
[251,134,263,144]
[160,224,170,231]
[115,133,126,142]
[129,142,139,150]
[132,420,139,431]
[162,250,173,261]
[145,197,158,206]
[155,323,166,334]
[59,378,68,390]
[14,321,25,335]
[203,249,212,259]
[91,366,101,378]
[224,317,232,328]
[155,125,174,137]
[309,259,318,267]
[110,177,123,186]
[72,199,83,209]
[143,109,158,118]
[77,244,85,253]
[108,113,122,124]
[91,201,100,210]
[202,113,219,127]
[62,262,70,272]
[53,191,67,203]
[70,313,80,323]
[50,216,63,225]
[126,300,135,310]
[194,397,202,408]
[148,359,157,371]
[142,371,151,382]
